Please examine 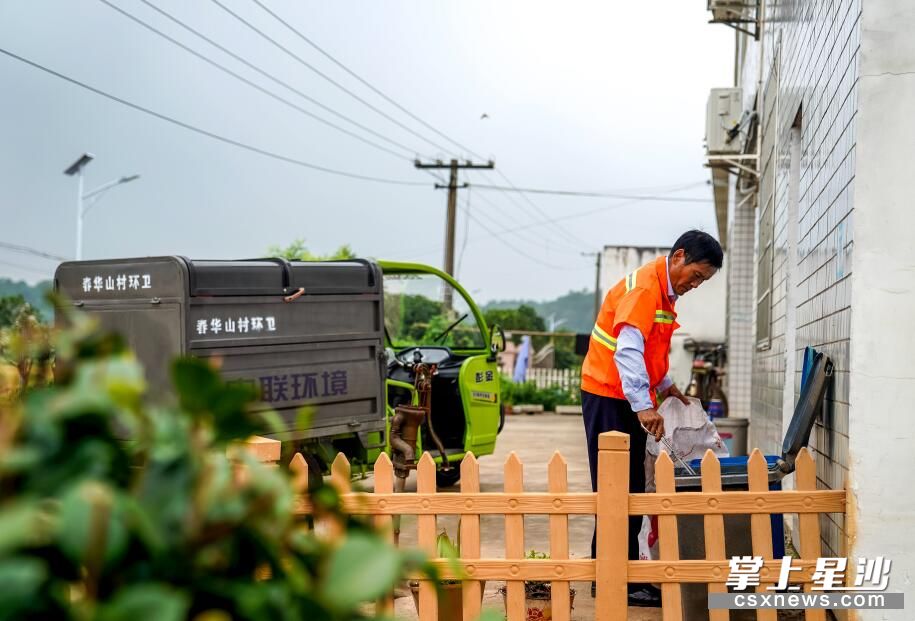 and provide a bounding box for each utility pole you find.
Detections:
[415,158,494,310]
[582,251,602,320]
[414,159,494,277]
